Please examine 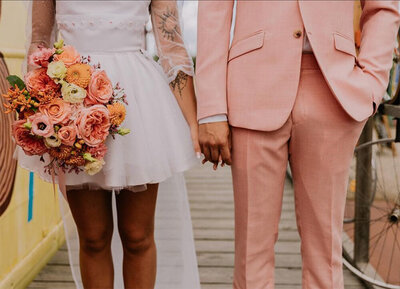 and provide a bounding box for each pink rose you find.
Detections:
[57,125,77,146]
[84,70,113,105]
[87,143,108,159]
[25,68,59,93]
[53,45,80,67]
[28,113,54,138]
[39,98,72,125]
[75,105,110,147]
[12,120,48,156]
[29,47,55,68]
